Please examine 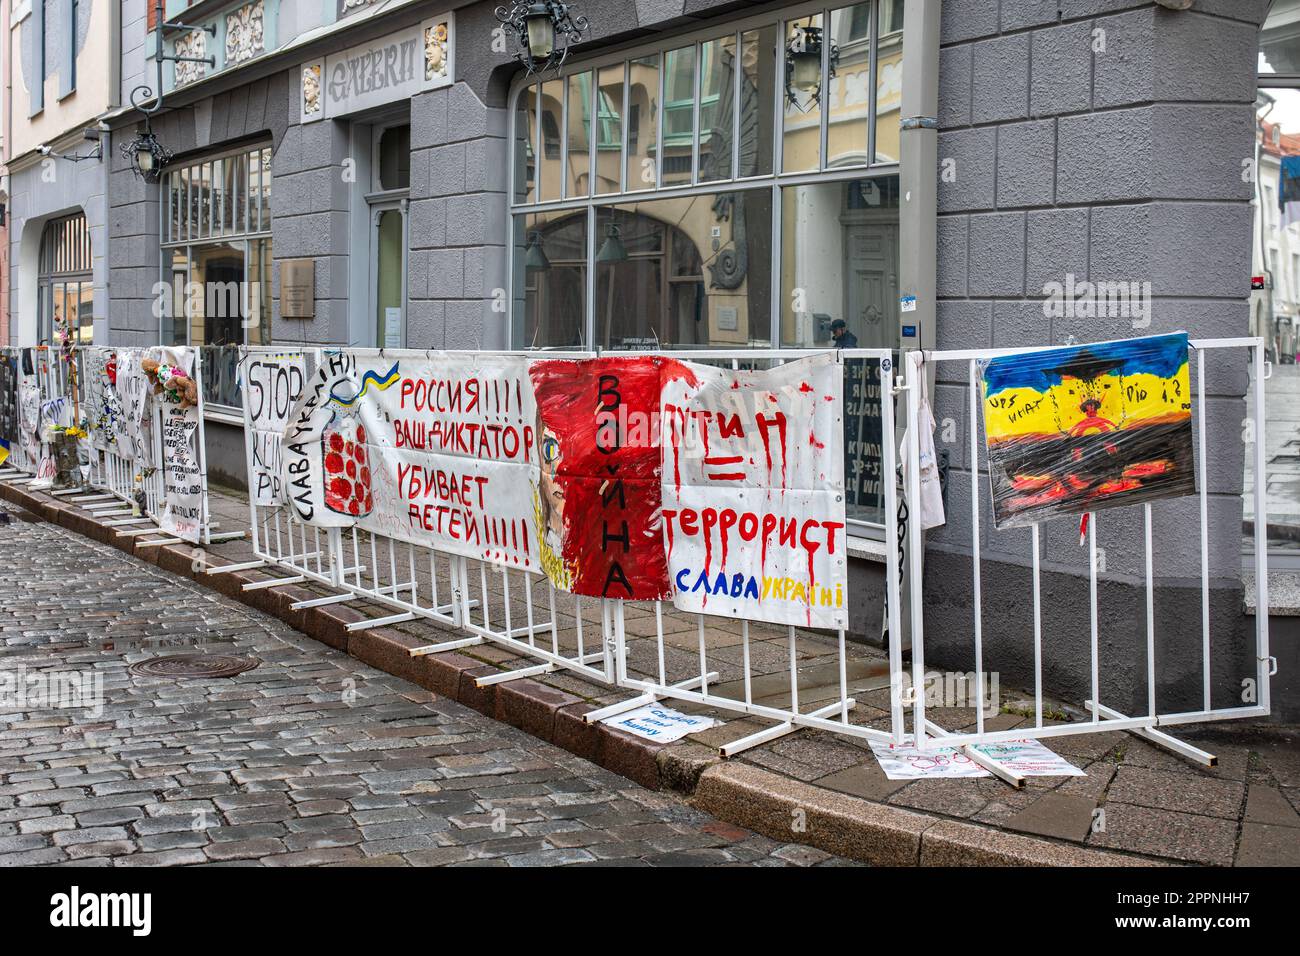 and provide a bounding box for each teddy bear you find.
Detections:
[141,358,200,409]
